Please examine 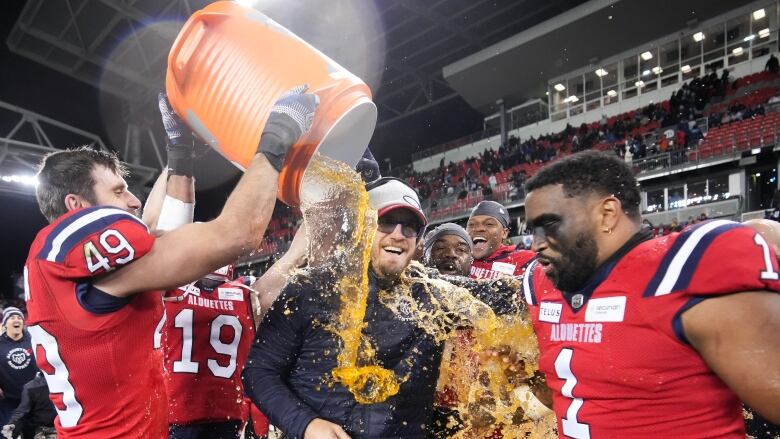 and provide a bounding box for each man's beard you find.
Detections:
[549,231,599,292]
